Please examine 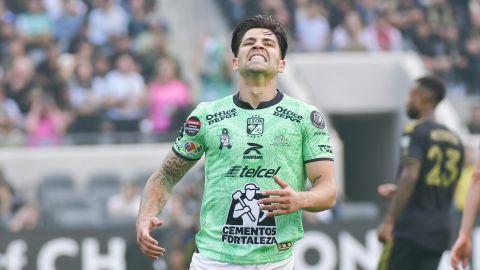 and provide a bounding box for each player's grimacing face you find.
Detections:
[232,28,285,75]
